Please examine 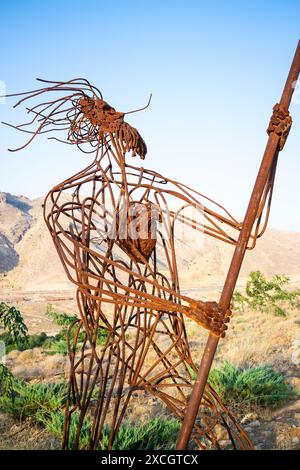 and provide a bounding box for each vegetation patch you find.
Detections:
[0,303,108,356]
[45,304,108,355]
[42,411,180,450]
[0,363,179,449]
[208,361,298,408]
[0,302,28,344]
[232,271,300,316]
[0,364,67,420]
